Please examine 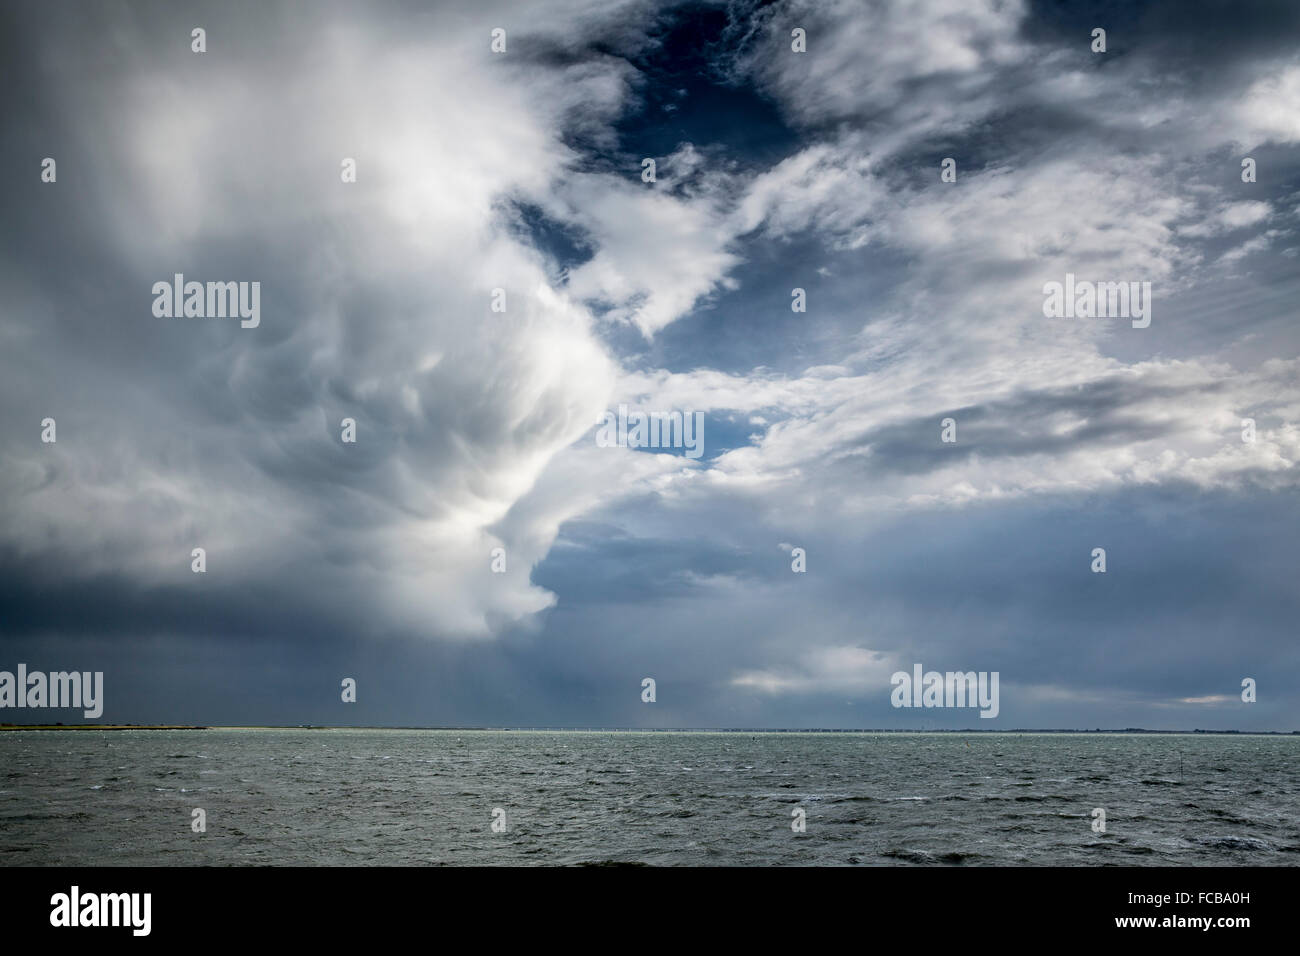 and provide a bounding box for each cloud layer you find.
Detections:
[1,0,1297,728]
